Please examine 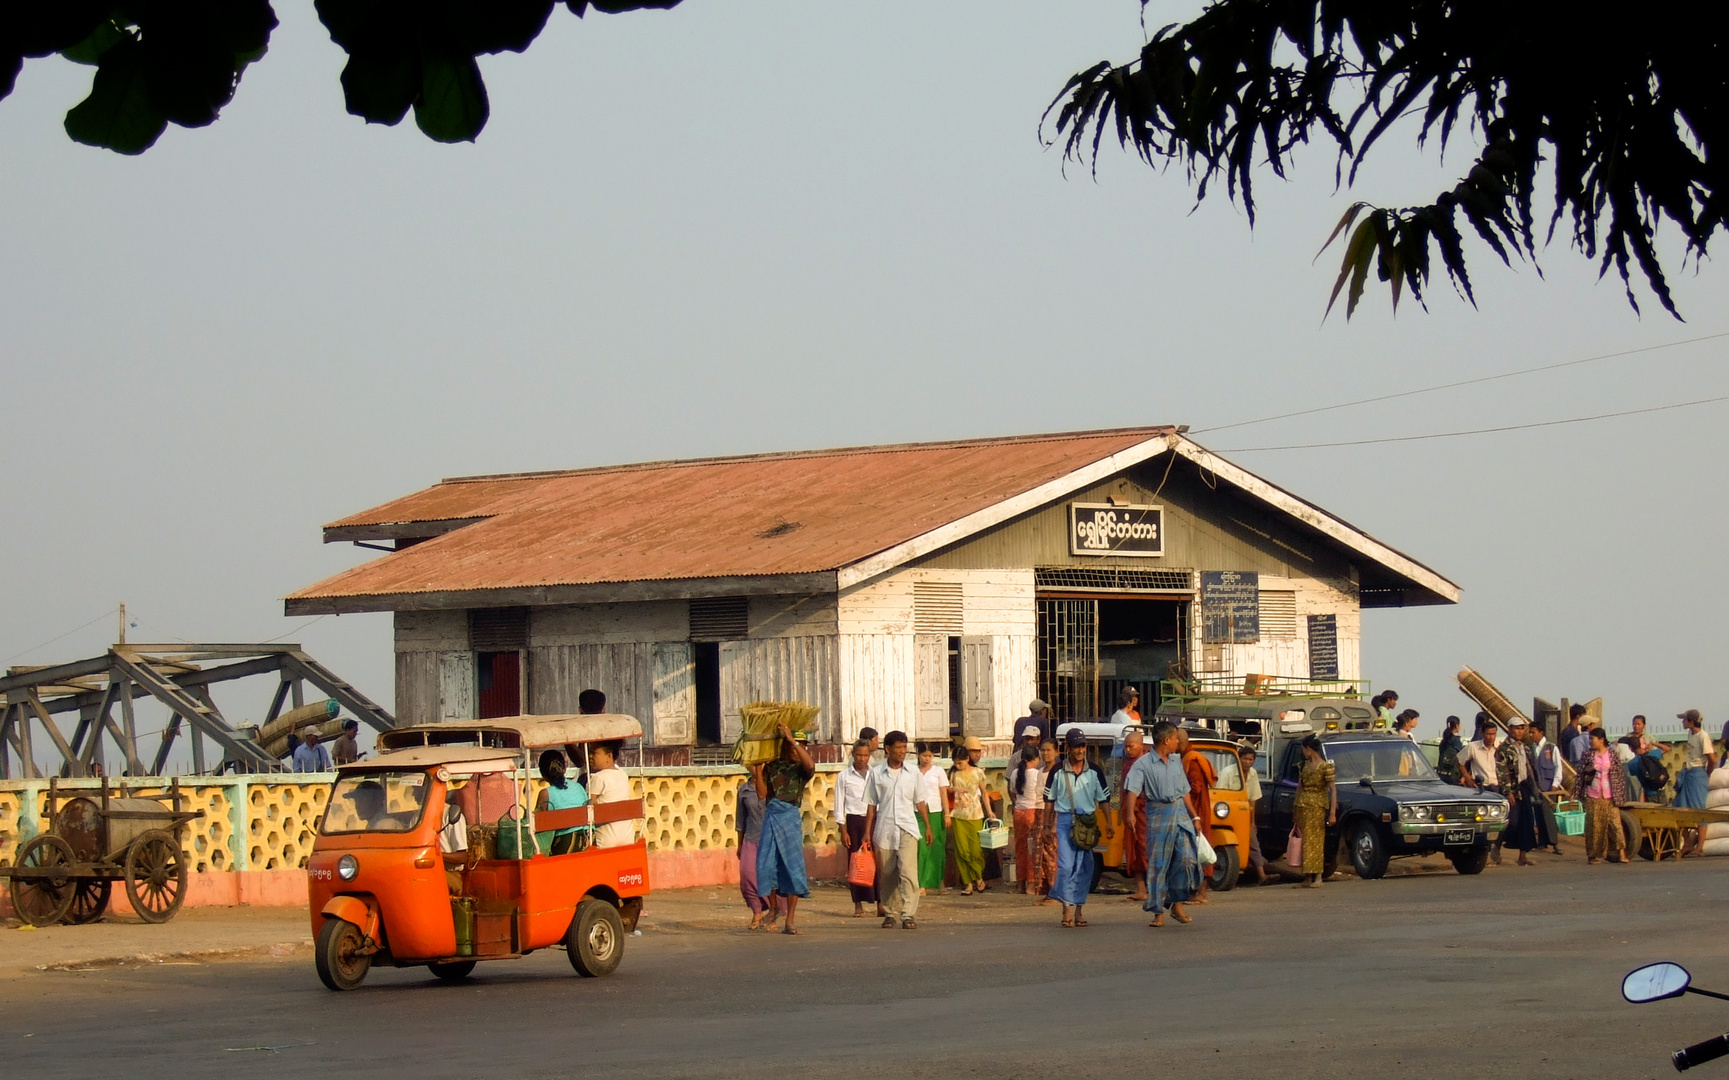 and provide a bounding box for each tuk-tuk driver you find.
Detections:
[345,779,389,829]
[439,780,471,893]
